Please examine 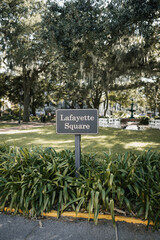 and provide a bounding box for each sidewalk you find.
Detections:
[0,213,160,240]
[0,121,55,134]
